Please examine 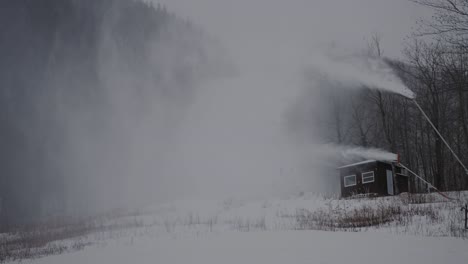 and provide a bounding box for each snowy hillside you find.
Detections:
[2,192,468,263]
